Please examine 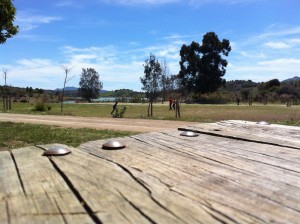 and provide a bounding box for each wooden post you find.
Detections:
[8,97,11,110]
[5,97,9,110]
[2,97,5,110]
[175,100,181,118]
